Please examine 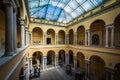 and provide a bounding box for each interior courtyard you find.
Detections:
[0,0,120,80]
